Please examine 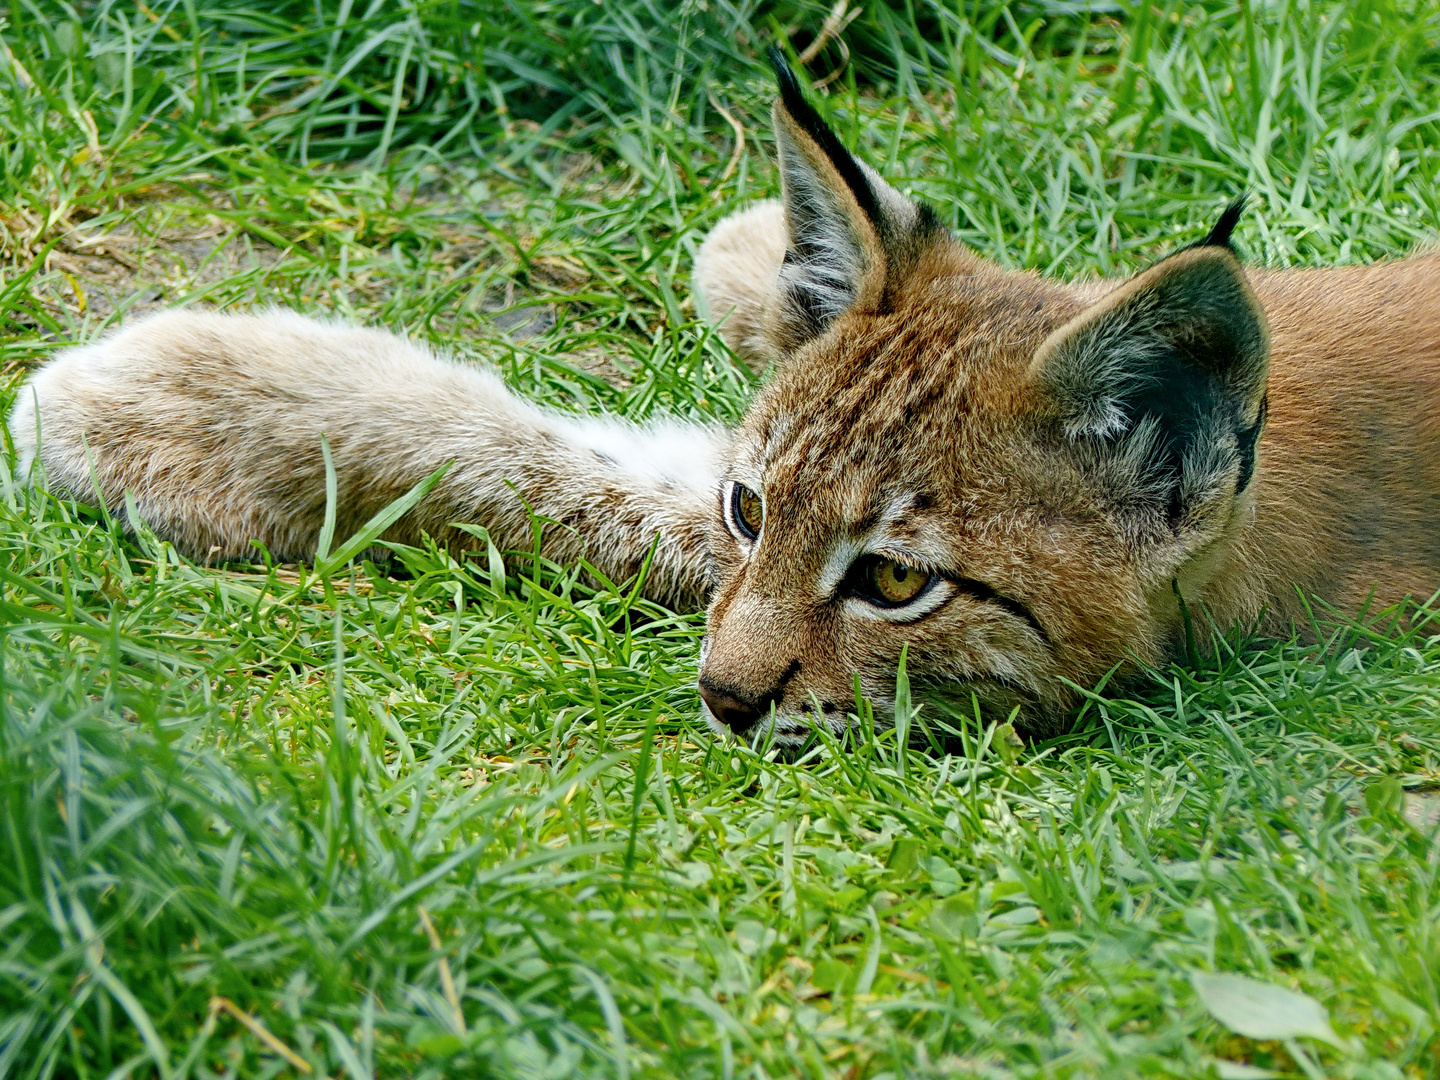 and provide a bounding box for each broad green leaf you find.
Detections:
[1209,1061,1279,1080]
[809,959,850,993]
[1191,972,1344,1048]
